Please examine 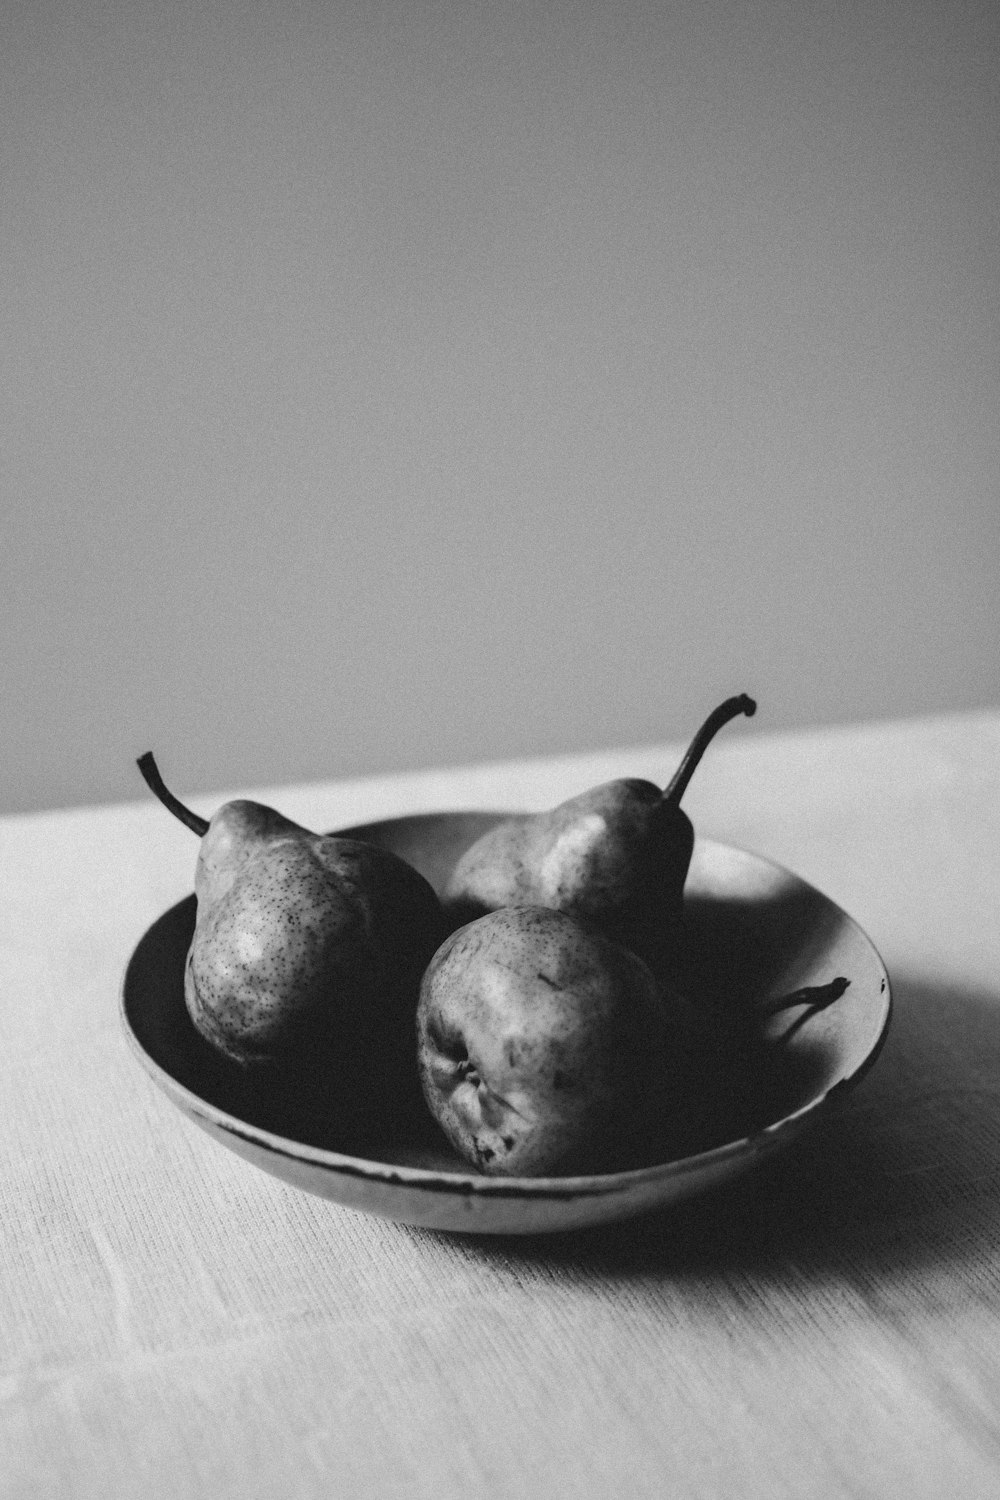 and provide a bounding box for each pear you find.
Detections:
[443,695,756,958]
[416,905,692,1176]
[137,754,447,1113]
